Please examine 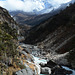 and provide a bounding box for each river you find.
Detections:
[19,43,75,75]
[62,66,75,75]
[33,56,75,75]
